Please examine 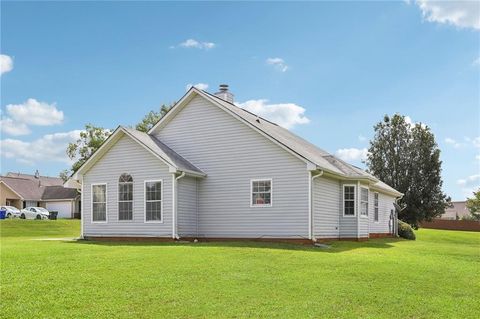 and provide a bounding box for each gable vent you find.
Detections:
[214,84,234,103]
